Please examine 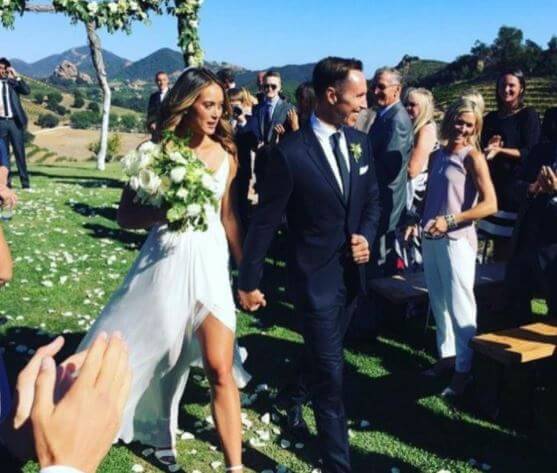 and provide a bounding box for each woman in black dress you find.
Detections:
[480,69,541,259]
